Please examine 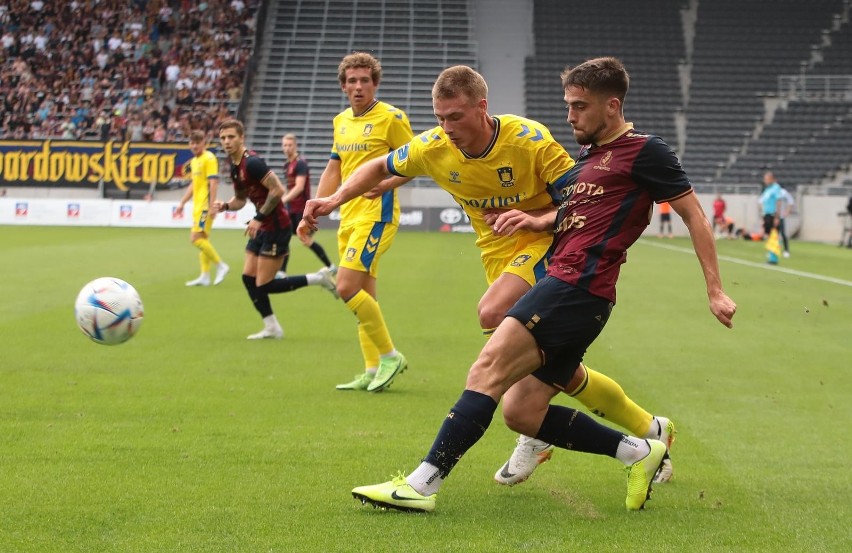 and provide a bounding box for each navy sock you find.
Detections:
[242,274,272,317]
[536,404,624,458]
[309,242,333,267]
[424,390,498,476]
[258,276,308,294]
